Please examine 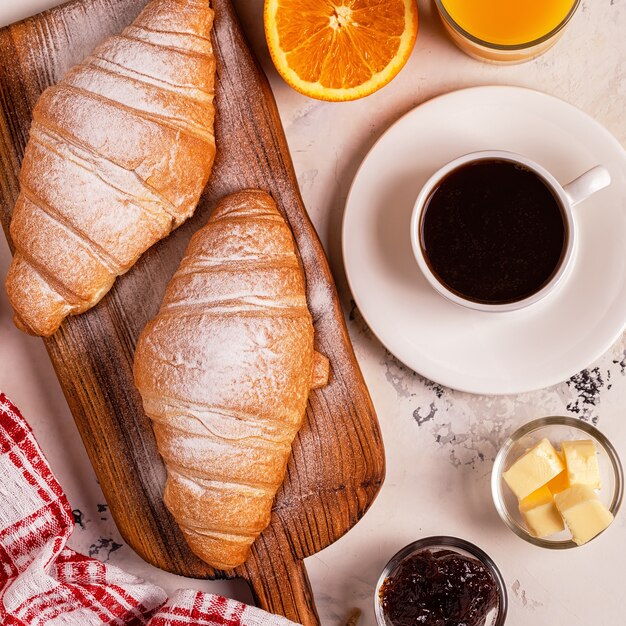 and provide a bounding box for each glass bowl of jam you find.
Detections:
[492,417,623,549]
[375,536,507,626]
